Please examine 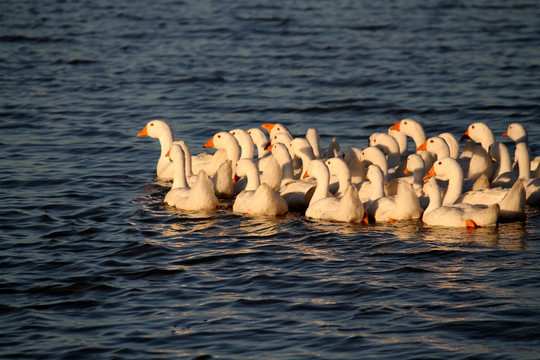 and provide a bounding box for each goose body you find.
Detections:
[175,170,220,211]
[422,178,499,227]
[304,160,365,223]
[425,157,526,220]
[365,164,422,222]
[269,142,315,209]
[232,159,288,216]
